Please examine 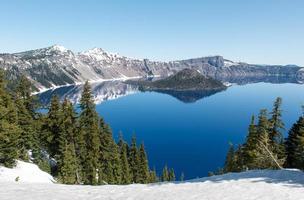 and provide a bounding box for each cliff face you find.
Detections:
[0,45,302,91]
